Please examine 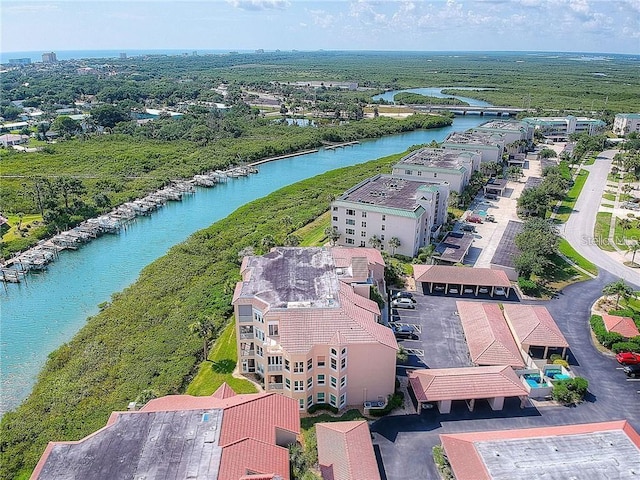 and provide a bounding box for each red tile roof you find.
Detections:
[277,282,397,354]
[440,420,640,480]
[603,314,640,338]
[219,438,290,480]
[316,421,381,480]
[408,366,527,402]
[457,301,524,367]
[331,247,385,268]
[212,382,237,399]
[413,264,511,287]
[502,304,569,348]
